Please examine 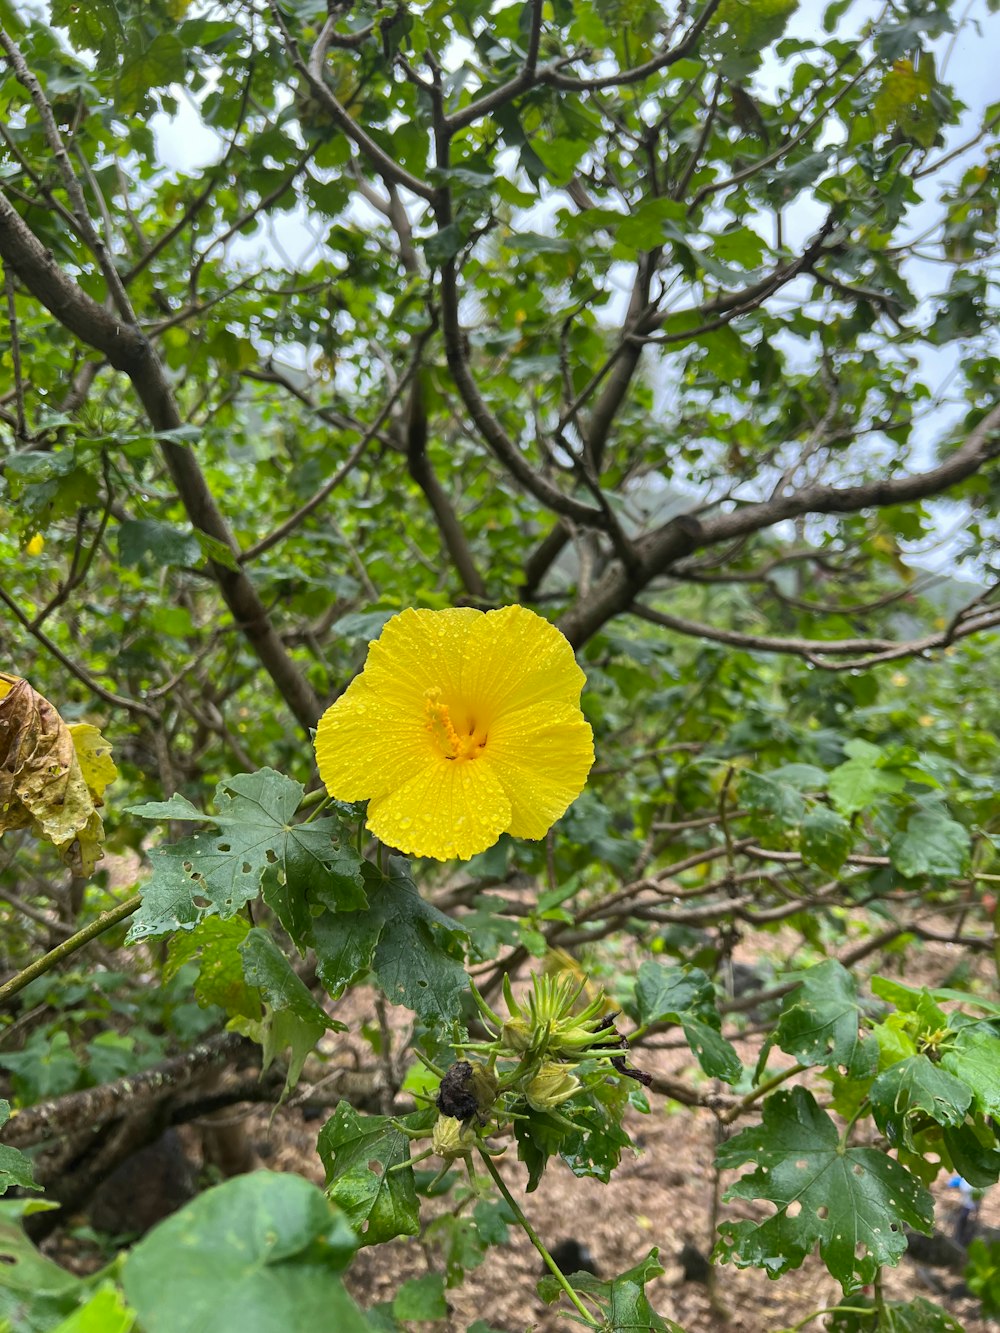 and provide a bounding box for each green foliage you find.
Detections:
[121,1172,368,1333]
[965,1237,1000,1319]
[0,1102,38,1196]
[125,770,363,942]
[632,962,741,1082]
[765,960,877,1078]
[827,1296,965,1331]
[2,0,1000,1326]
[318,1105,434,1245]
[717,1087,934,1291]
[538,1249,683,1331]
